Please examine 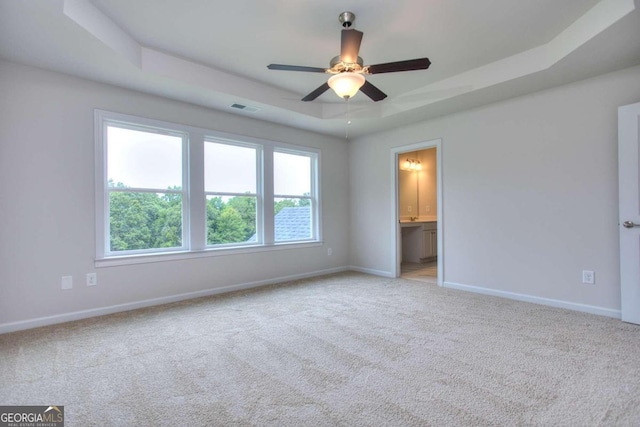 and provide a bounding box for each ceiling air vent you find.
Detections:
[229,103,260,113]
